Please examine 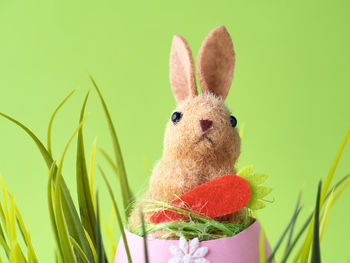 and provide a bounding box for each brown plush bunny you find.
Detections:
[129,25,241,233]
